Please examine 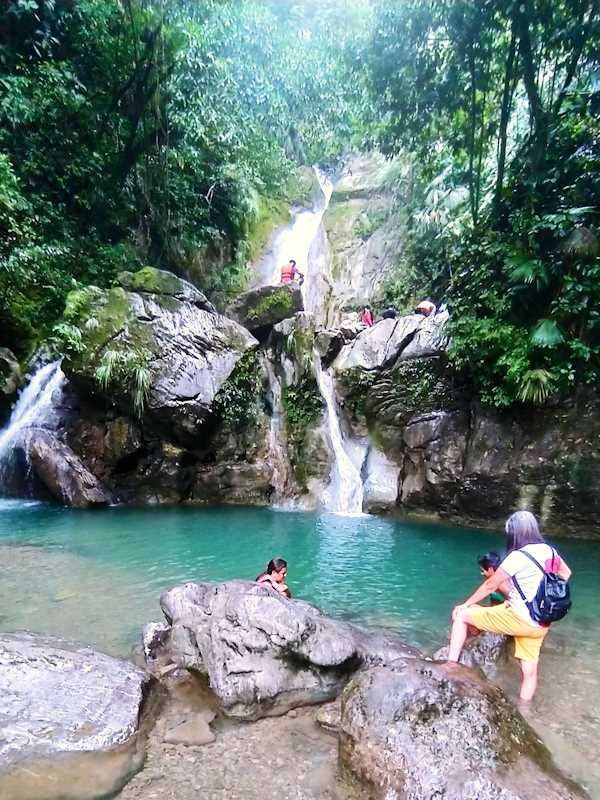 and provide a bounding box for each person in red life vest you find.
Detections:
[414,299,436,317]
[256,557,291,598]
[280,259,304,286]
[360,304,374,326]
